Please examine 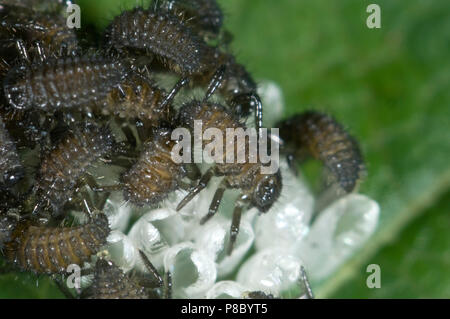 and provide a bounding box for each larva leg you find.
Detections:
[203,65,226,102]
[163,271,172,299]
[299,266,314,299]
[227,197,245,256]
[200,184,226,225]
[138,250,163,288]
[159,76,190,110]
